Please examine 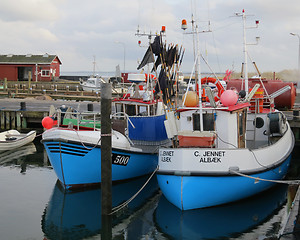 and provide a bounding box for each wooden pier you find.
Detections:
[0,79,126,101]
[0,98,101,132]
